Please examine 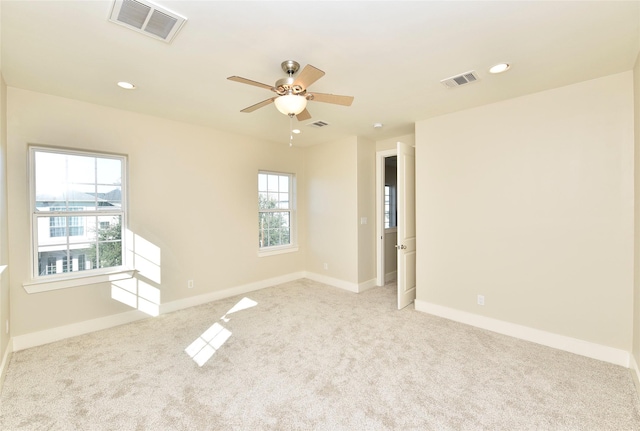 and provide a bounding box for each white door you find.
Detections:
[397,141,416,309]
